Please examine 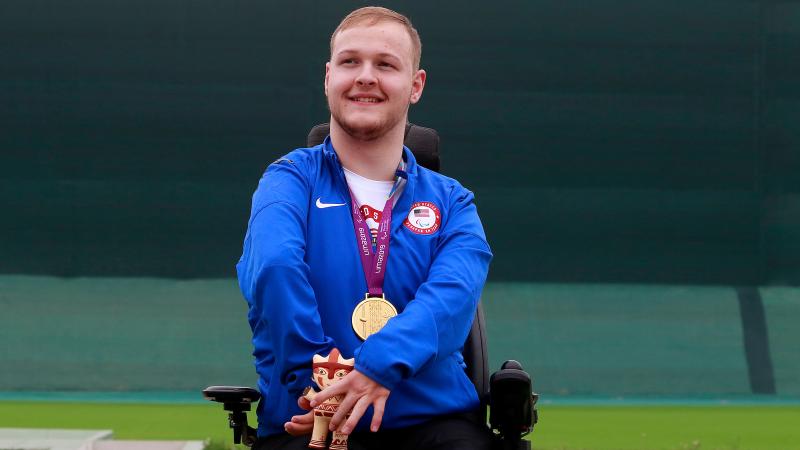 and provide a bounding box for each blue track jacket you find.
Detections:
[237,137,492,437]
